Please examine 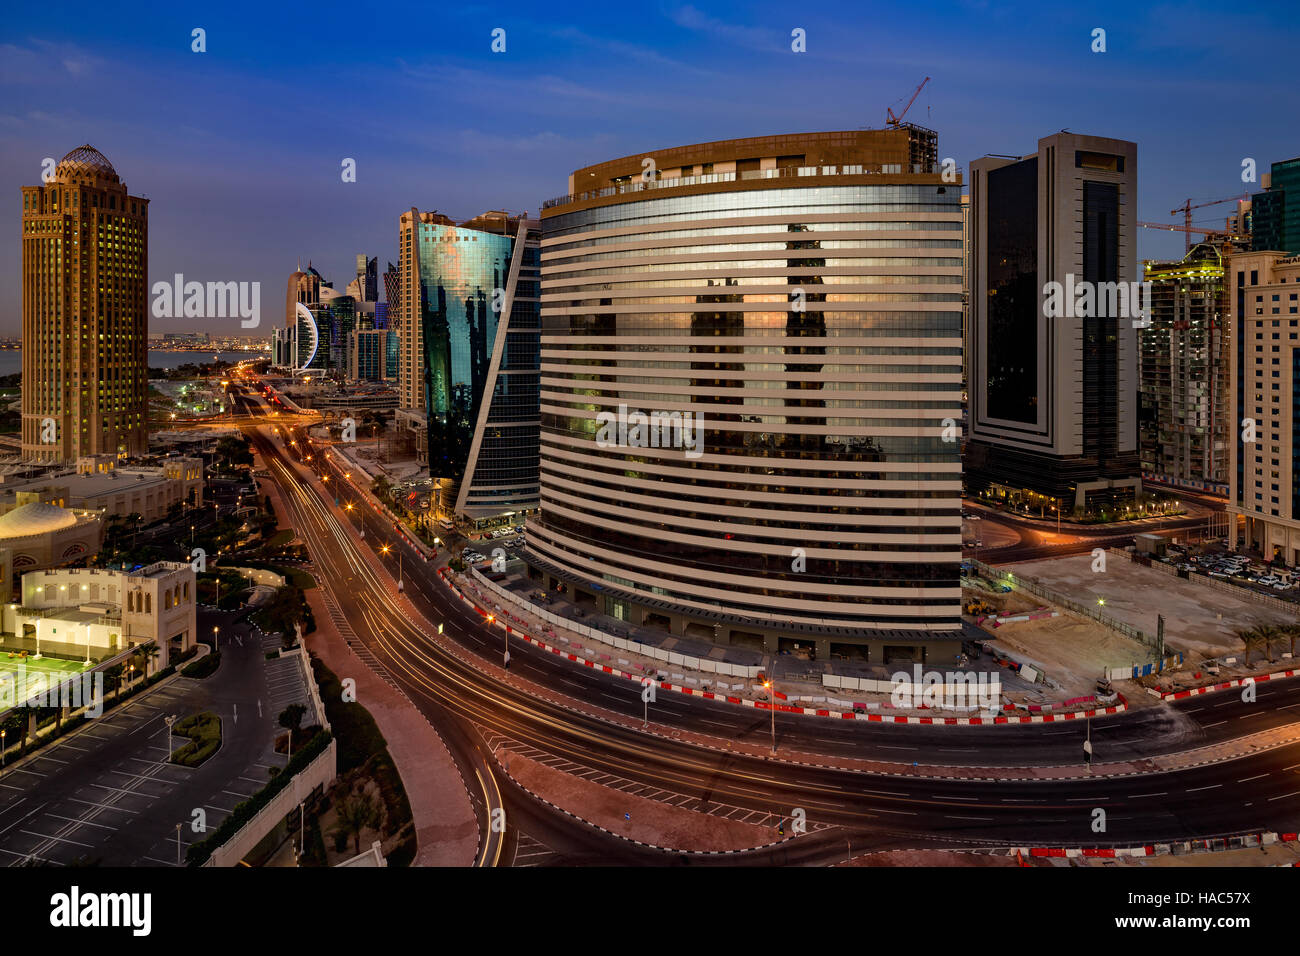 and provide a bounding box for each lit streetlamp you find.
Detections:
[763,680,776,754]
[381,545,403,593]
